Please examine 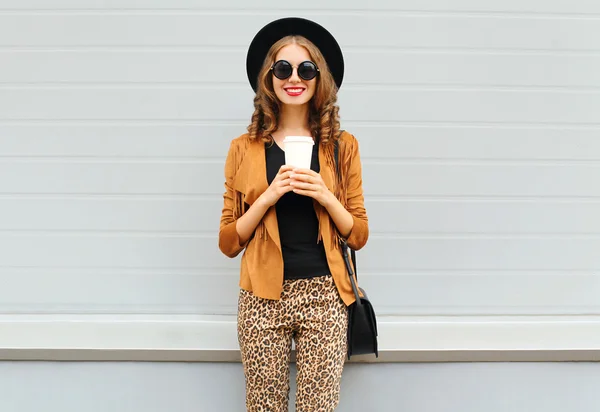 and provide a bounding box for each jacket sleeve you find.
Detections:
[343,135,369,251]
[218,140,248,258]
